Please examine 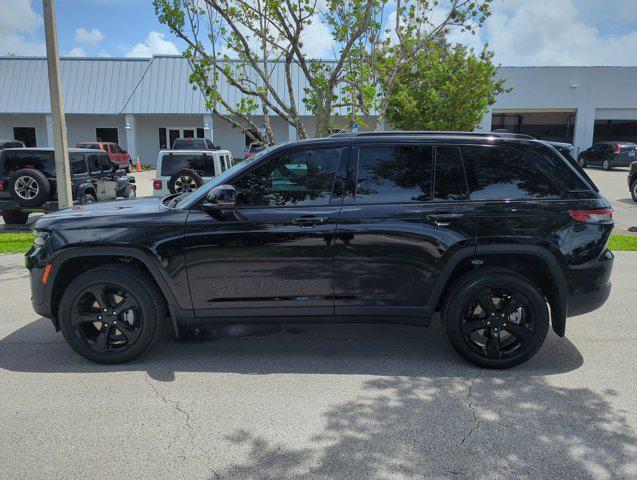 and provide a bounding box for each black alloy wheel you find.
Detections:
[70,284,143,354]
[58,264,165,363]
[459,287,534,361]
[443,269,549,368]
